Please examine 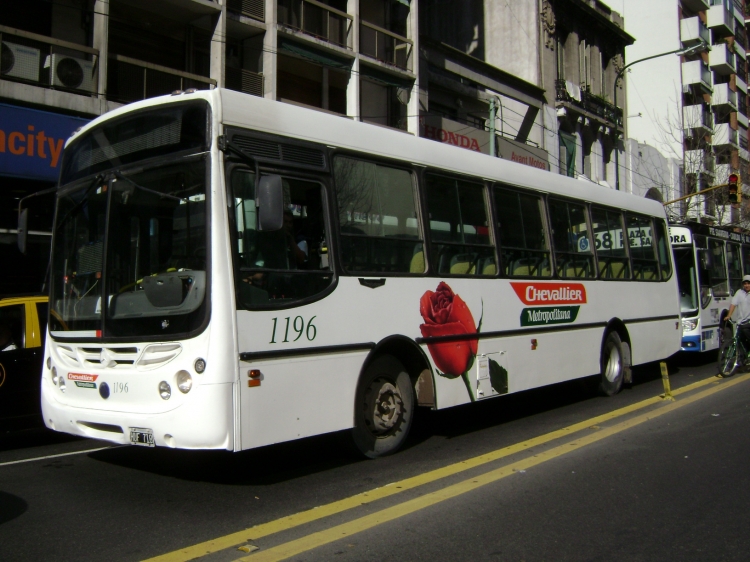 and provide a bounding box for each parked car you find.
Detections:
[0,295,48,429]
